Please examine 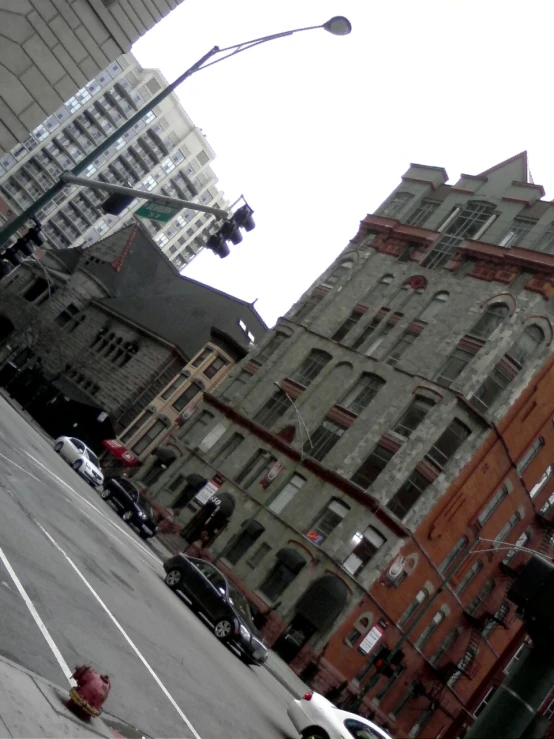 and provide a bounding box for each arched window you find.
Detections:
[399,586,430,626]
[291,349,332,387]
[343,526,386,576]
[456,560,483,595]
[259,548,306,601]
[415,608,446,648]
[386,284,412,312]
[345,613,373,647]
[419,292,449,323]
[324,258,355,287]
[507,325,545,367]
[470,303,510,339]
[339,373,385,414]
[307,499,350,545]
[503,530,531,566]
[380,191,414,218]
[225,521,265,565]
[365,274,394,303]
